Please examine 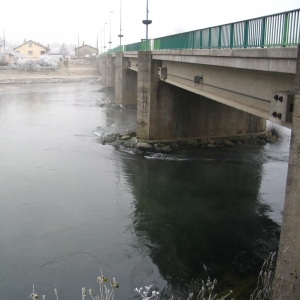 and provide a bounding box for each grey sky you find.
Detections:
[1,0,299,48]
